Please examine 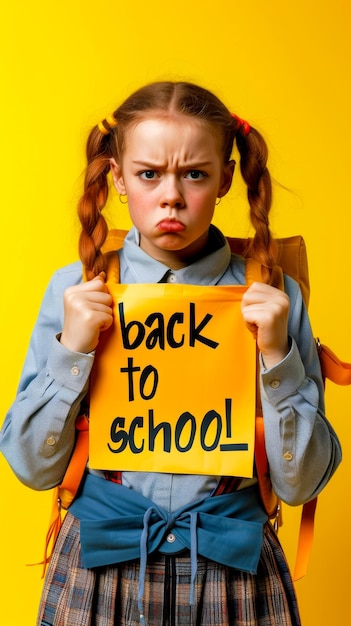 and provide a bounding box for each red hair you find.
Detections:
[77,81,276,282]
